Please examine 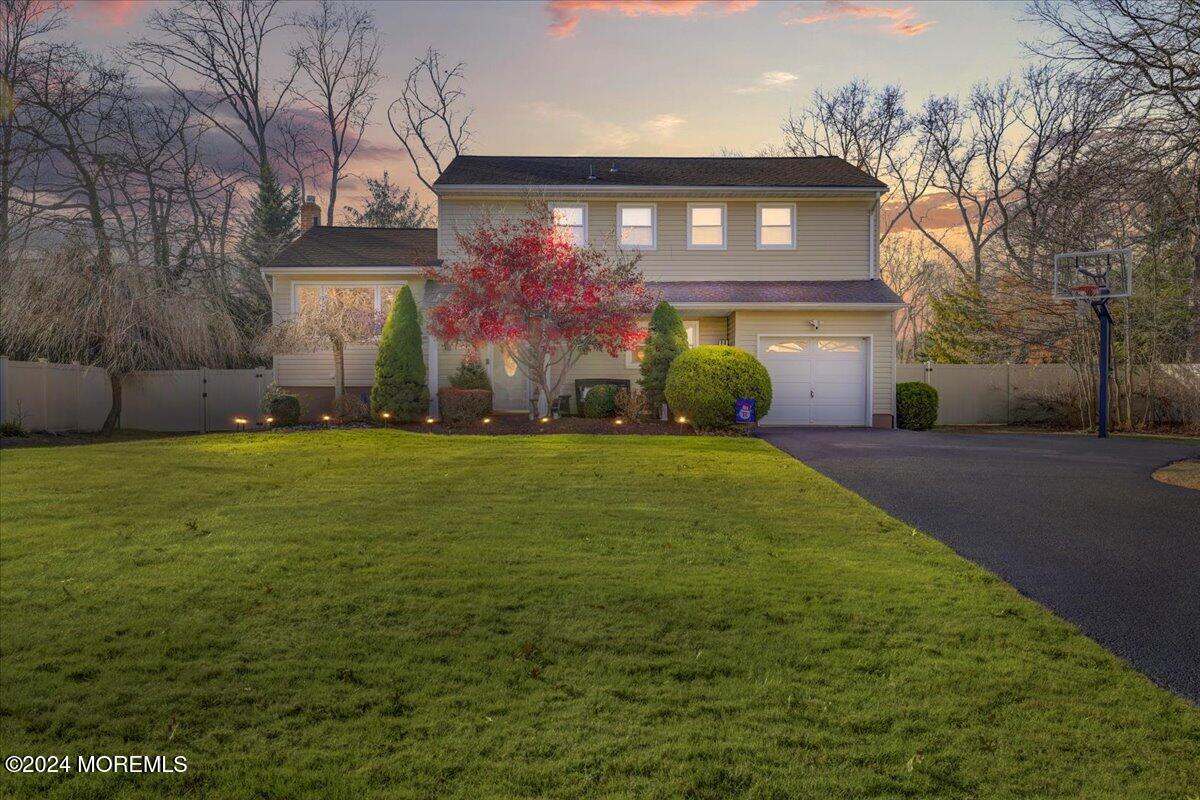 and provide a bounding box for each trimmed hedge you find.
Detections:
[664,346,772,429]
[266,393,301,427]
[896,382,938,430]
[449,358,491,390]
[580,384,620,418]
[438,388,492,424]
